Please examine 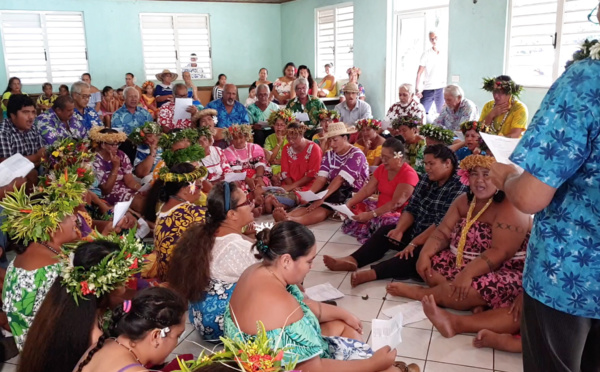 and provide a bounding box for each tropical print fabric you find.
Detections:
[510,58,600,319]
[285,97,326,129]
[1,262,60,350]
[405,139,426,174]
[189,279,235,341]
